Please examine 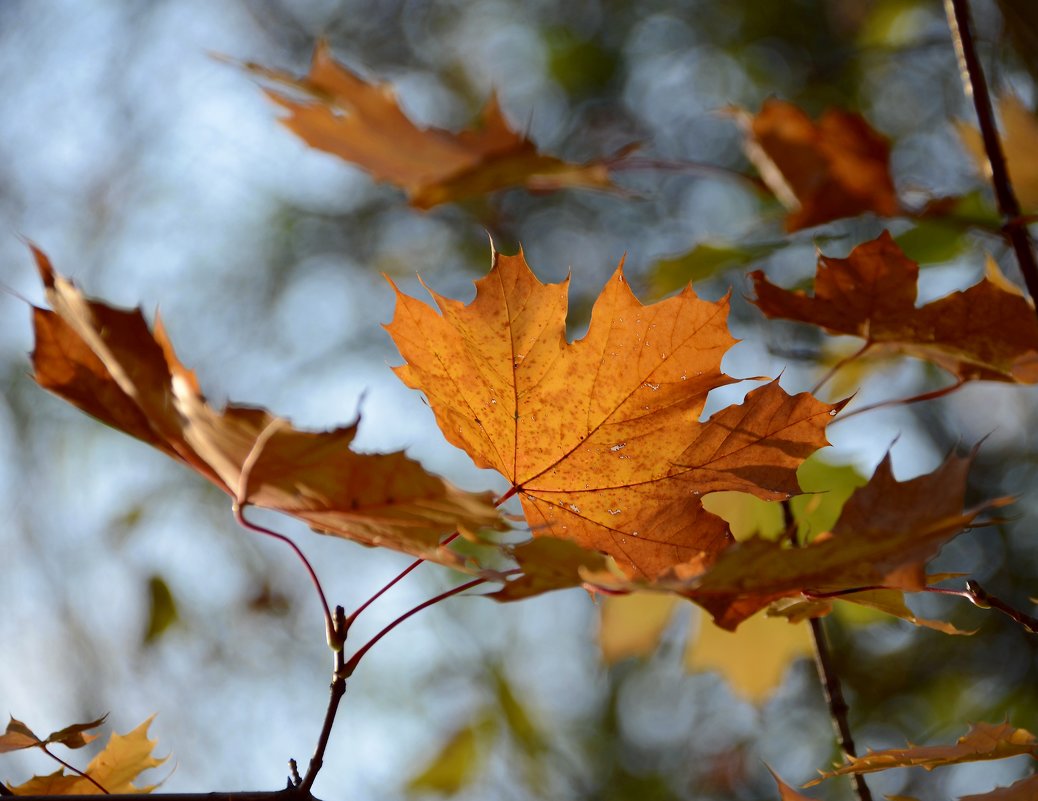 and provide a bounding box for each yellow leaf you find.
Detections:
[8,716,166,795]
[684,612,812,703]
[958,94,1038,211]
[598,592,681,664]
